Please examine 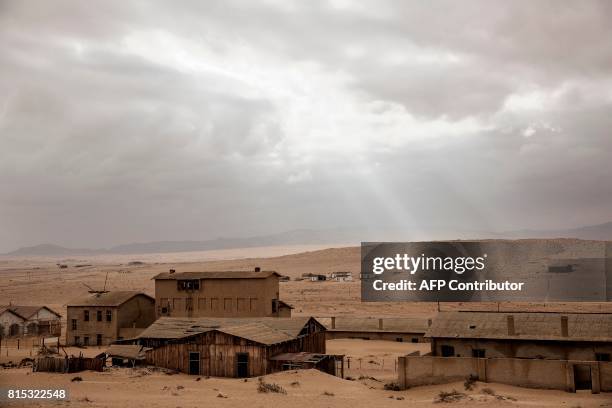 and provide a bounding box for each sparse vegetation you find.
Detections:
[257,377,287,394]
[290,381,300,387]
[434,390,466,403]
[384,382,401,391]
[464,374,477,390]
